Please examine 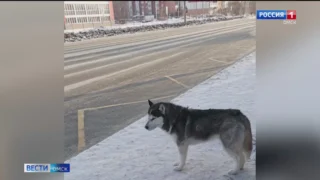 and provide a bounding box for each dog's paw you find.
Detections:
[174,166,184,171]
[228,169,239,175]
[173,162,179,166]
